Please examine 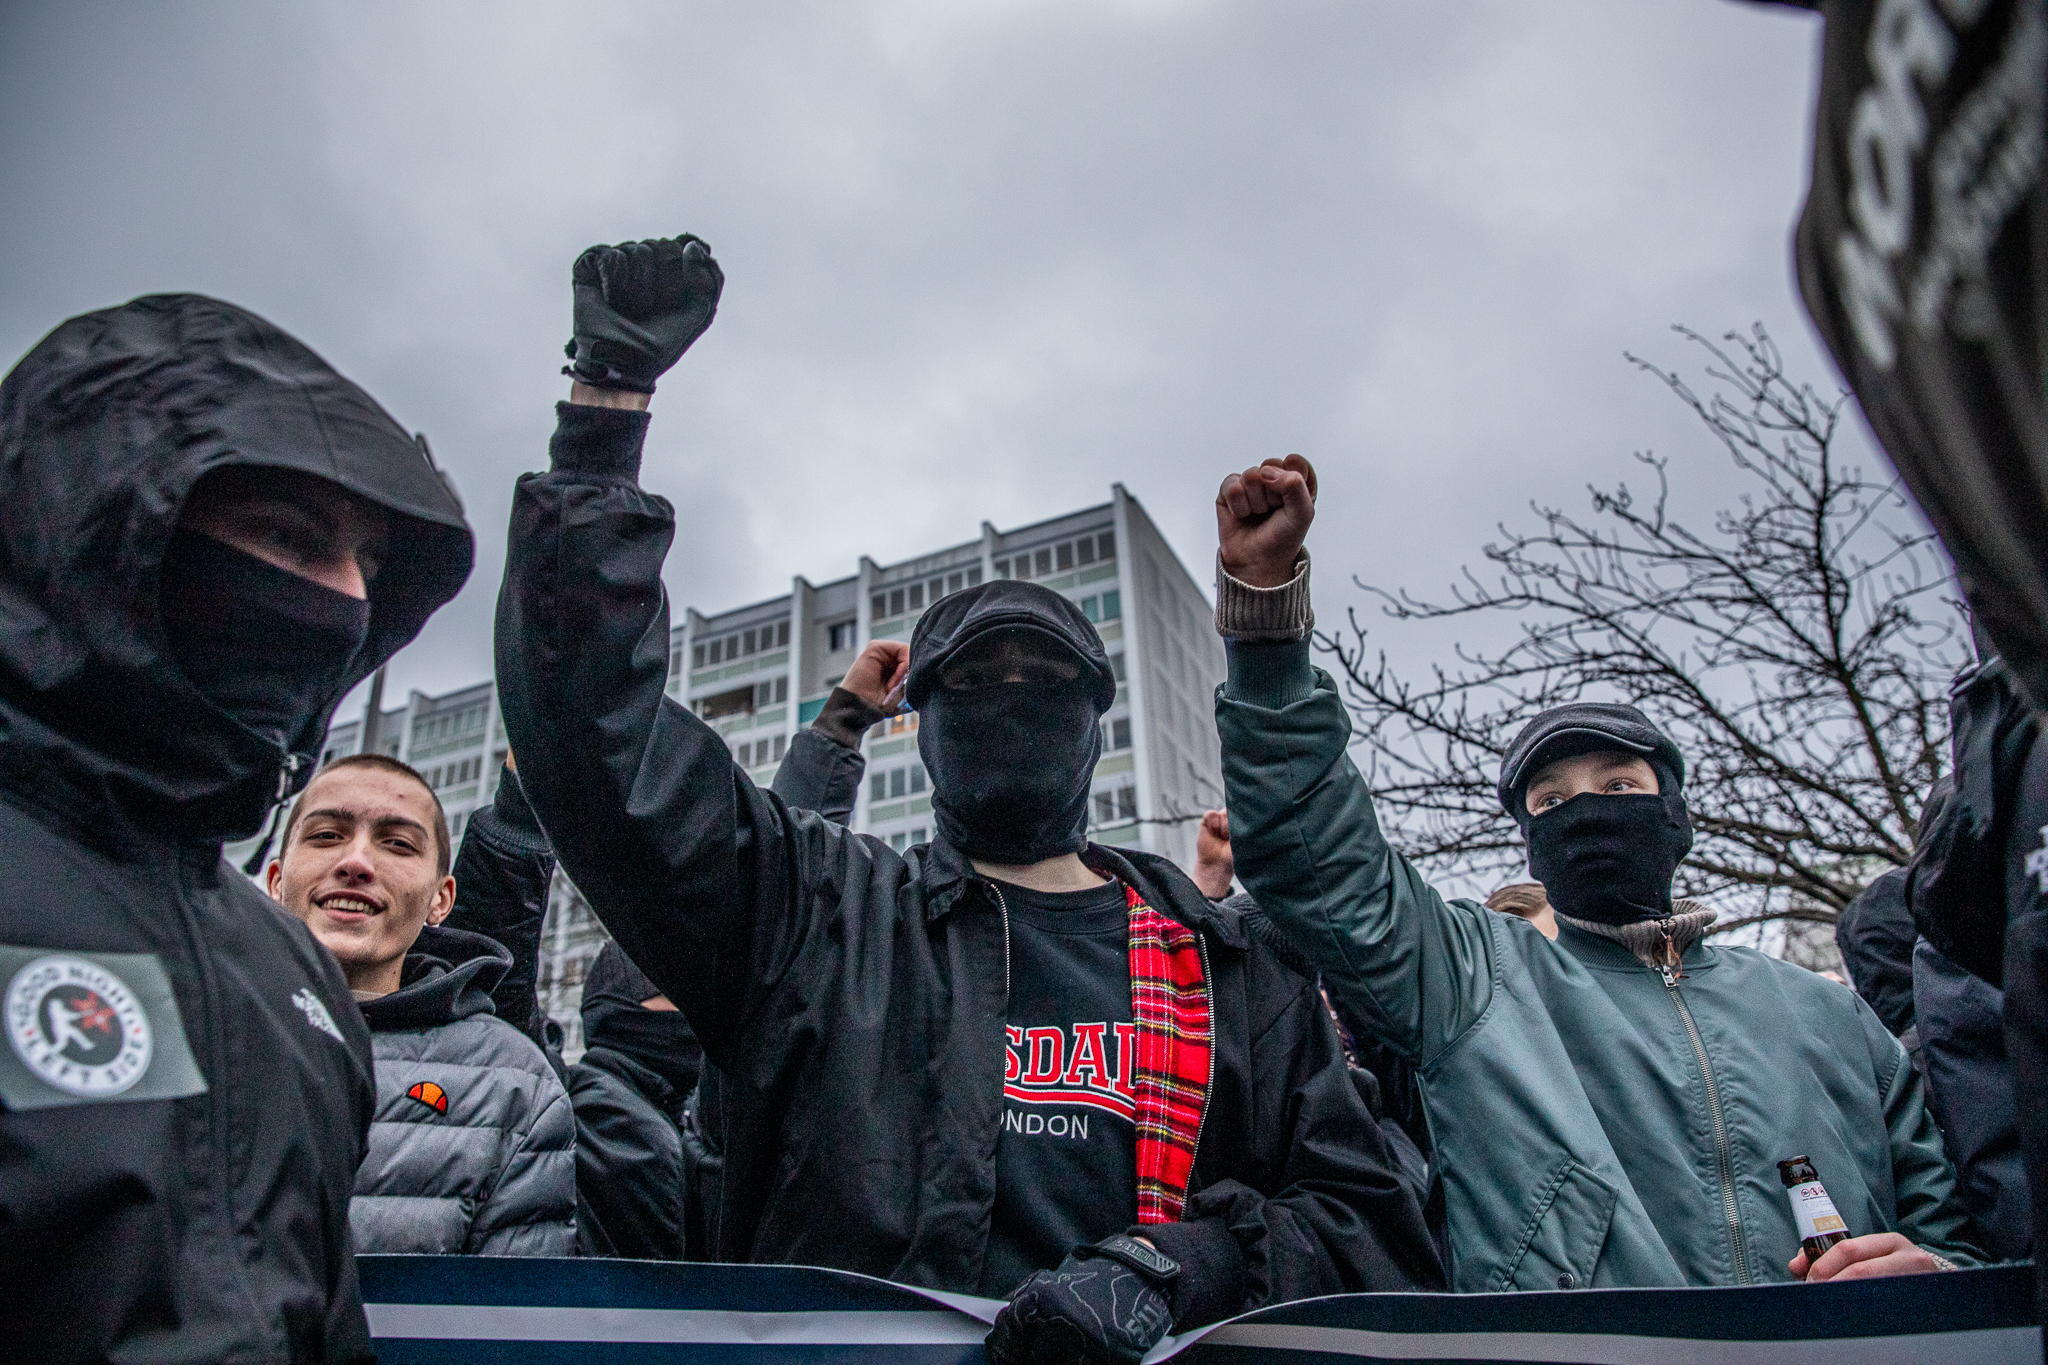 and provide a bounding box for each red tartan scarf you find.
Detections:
[1124,883,1213,1225]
